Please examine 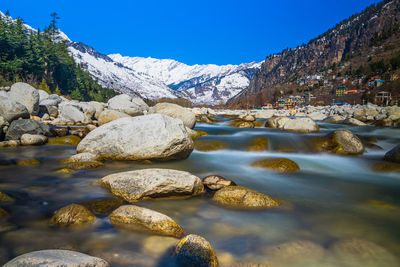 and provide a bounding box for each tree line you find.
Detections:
[0,11,116,102]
